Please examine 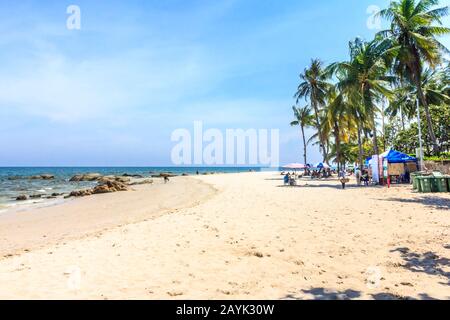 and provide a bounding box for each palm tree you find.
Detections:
[295,59,331,161]
[291,105,314,165]
[385,84,417,130]
[378,0,450,153]
[323,86,359,171]
[329,38,395,161]
[386,67,450,136]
